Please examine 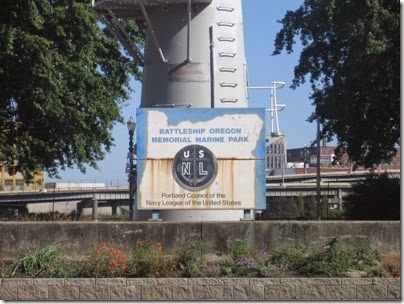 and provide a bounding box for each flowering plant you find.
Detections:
[129,237,175,278]
[383,257,400,278]
[80,238,127,278]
